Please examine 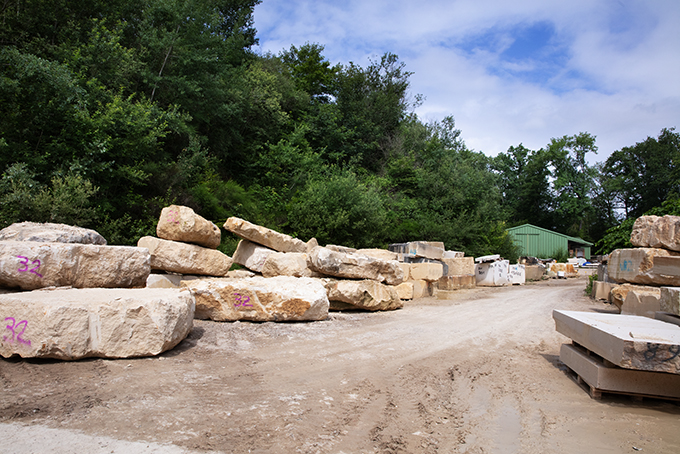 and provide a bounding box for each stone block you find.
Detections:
[224,217,307,253]
[630,215,680,251]
[261,252,320,278]
[475,260,509,286]
[0,288,195,360]
[525,265,545,281]
[508,264,525,285]
[147,273,183,288]
[395,281,414,300]
[609,248,680,286]
[0,222,106,245]
[436,275,475,291]
[610,284,657,311]
[552,310,680,374]
[443,250,464,259]
[356,248,398,261]
[232,239,275,273]
[325,244,357,254]
[0,241,149,290]
[181,276,328,322]
[388,242,444,260]
[550,263,578,275]
[441,257,474,276]
[137,236,232,277]
[660,287,680,316]
[411,280,430,298]
[323,279,402,311]
[409,262,444,282]
[560,343,680,399]
[157,205,221,249]
[622,290,662,318]
[591,281,614,301]
[307,247,404,285]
